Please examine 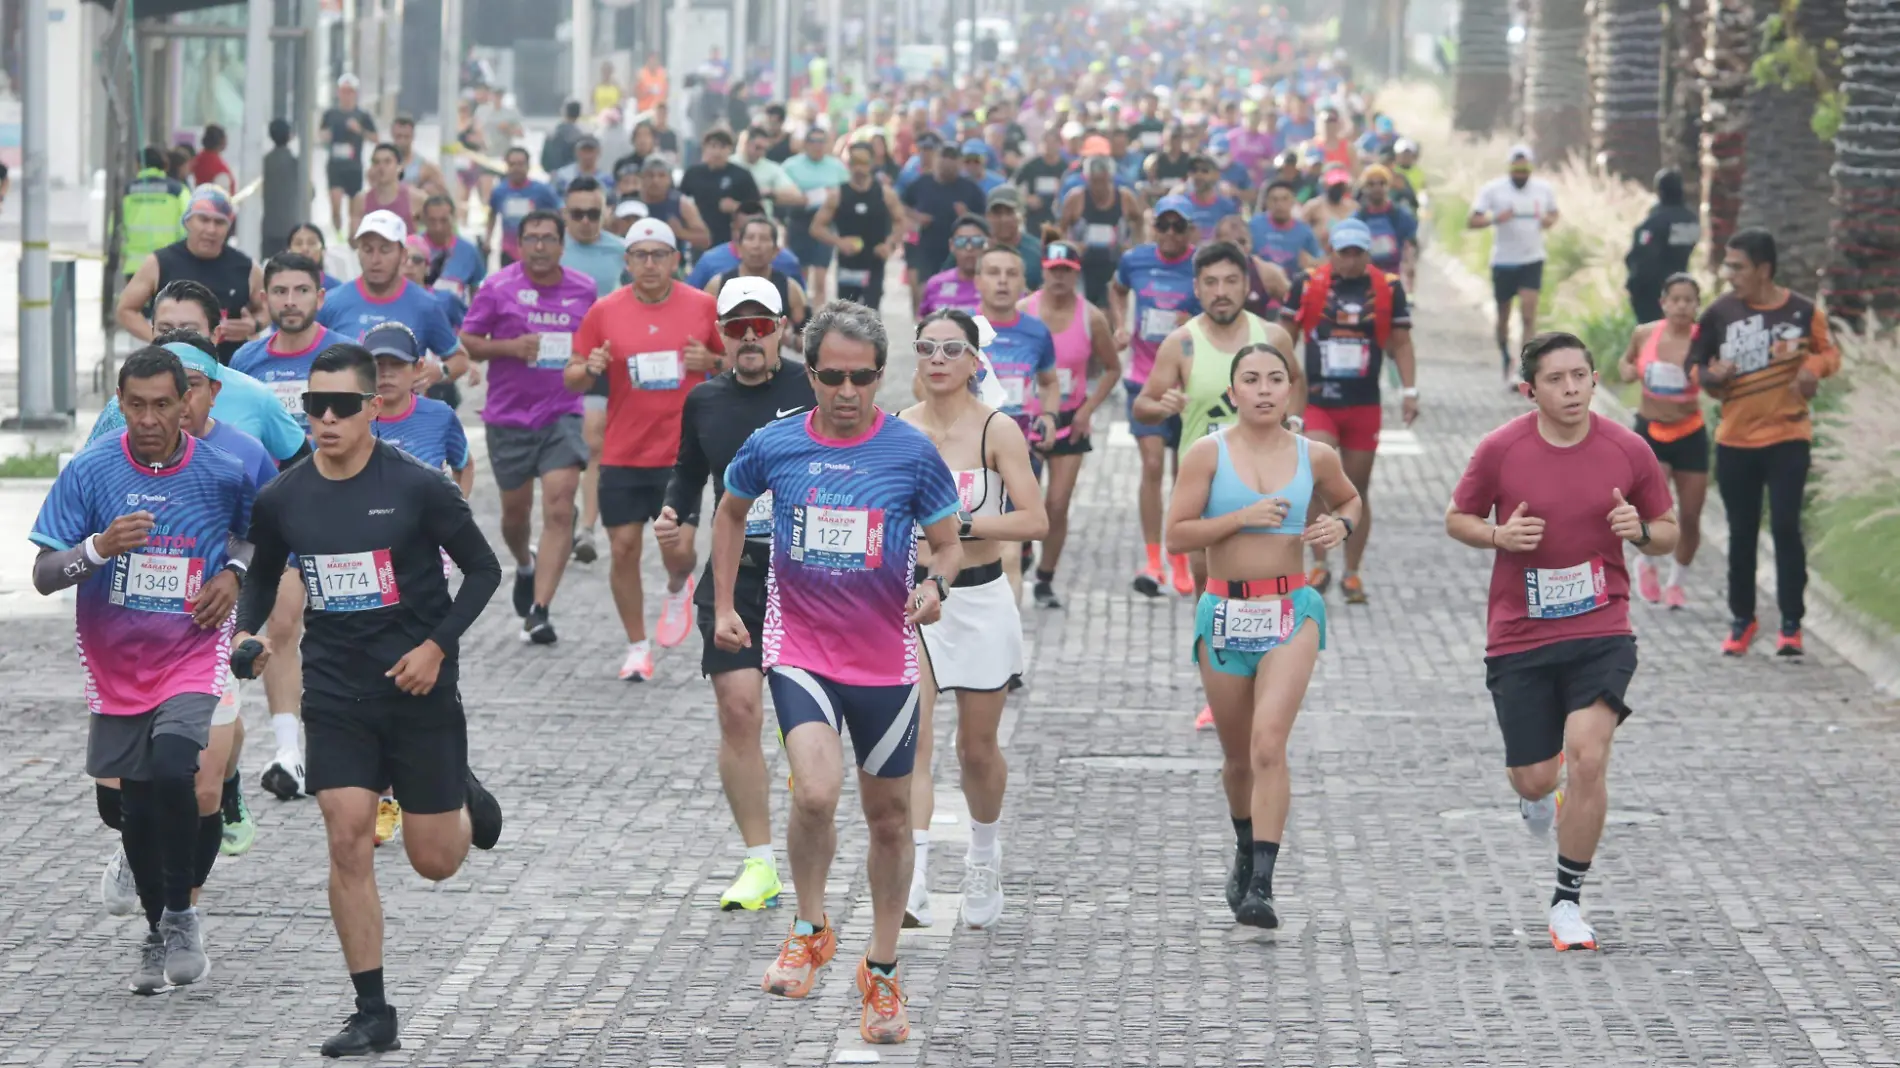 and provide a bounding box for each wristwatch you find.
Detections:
[927,574,949,601]
[221,559,248,578]
[1400,386,1420,399]
[1635,520,1652,547]
[957,509,975,539]
[1336,514,1355,538]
